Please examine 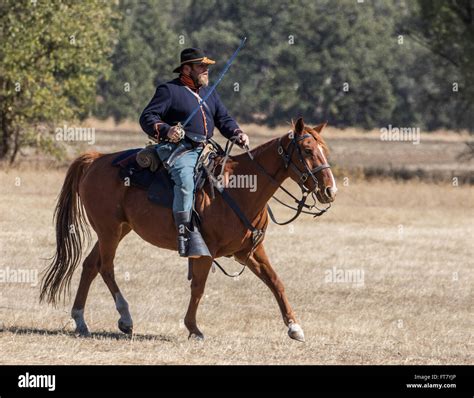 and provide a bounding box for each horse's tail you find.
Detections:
[40,152,102,306]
